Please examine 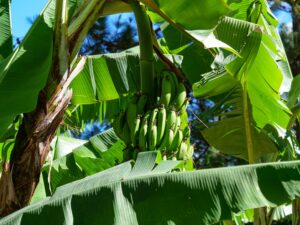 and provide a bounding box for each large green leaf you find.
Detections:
[141,0,230,30]
[69,48,165,104]
[43,128,125,192]
[61,96,132,135]
[0,0,12,60]
[70,52,139,104]
[227,0,292,93]
[0,0,55,138]
[161,17,259,85]
[0,0,88,139]
[51,136,87,160]
[2,151,300,225]
[227,0,278,26]
[192,12,292,161]
[200,85,278,161]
